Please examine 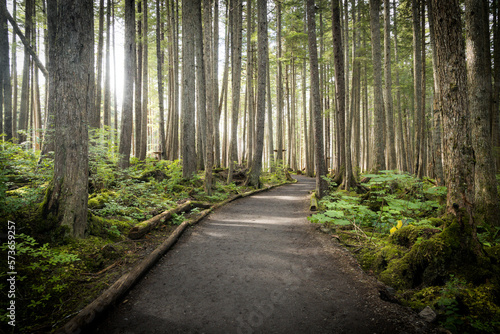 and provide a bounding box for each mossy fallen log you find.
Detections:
[310,192,318,211]
[127,201,211,240]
